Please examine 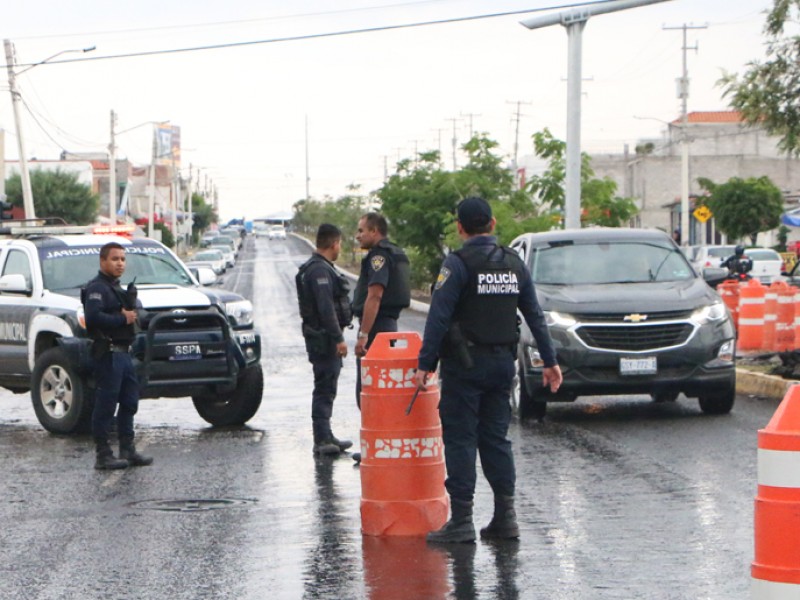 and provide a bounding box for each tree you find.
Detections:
[525,129,638,227]
[719,0,800,155]
[5,169,99,224]
[191,193,218,242]
[697,176,784,245]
